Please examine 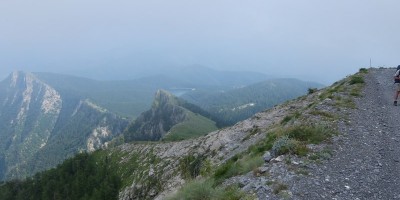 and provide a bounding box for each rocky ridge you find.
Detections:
[116,68,372,199]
